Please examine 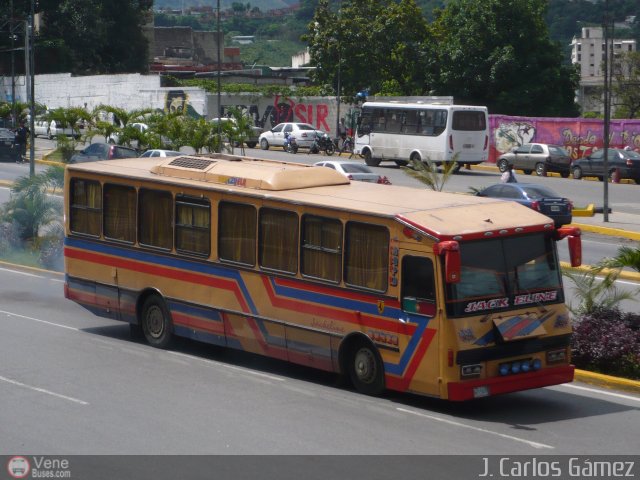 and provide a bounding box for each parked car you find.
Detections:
[33,119,52,138]
[0,127,20,162]
[211,117,263,148]
[259,123,325,150]
[571,148,640,183]
[49,119,85,139]
[314,160,391,184]
[139,149,183,158]
[497,143,572,177]
[69,143,138,163]
[108,122,148,144]
[476,183,572,226]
